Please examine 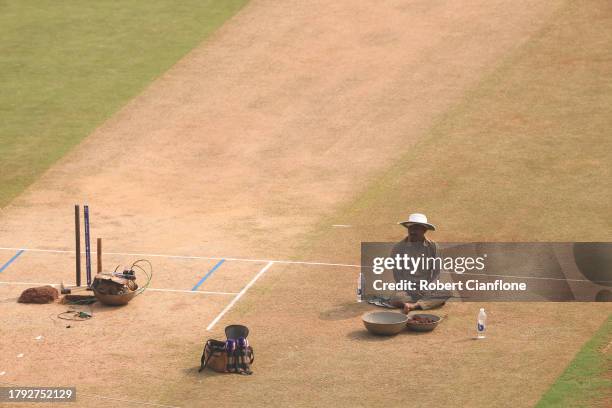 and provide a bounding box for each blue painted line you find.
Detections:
[191,259,225,291]
[0,250,25,273]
